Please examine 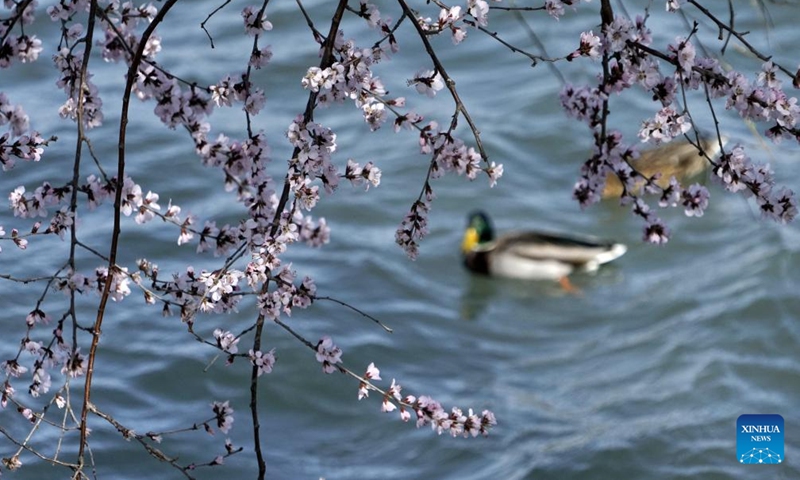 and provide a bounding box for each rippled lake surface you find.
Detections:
[2,1,800,479]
